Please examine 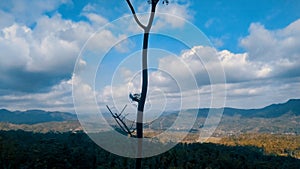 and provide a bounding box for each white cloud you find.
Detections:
[218,50,265,81]
[225,78,300,108]
[1,1,299,111]
[0,79,74,112]
[0,16,80,93]
[158,46,226,88]
[0,0,198,111]
[240,19,300,79]
[101,30,300,109]
[0,0,181,111]
[155,2,193,28]
[0,14,89,71]
[82,13,108,27]
[240,19,300,61]
[0,24,31,68]
[99,46,225,110]
[0,10,129,93]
